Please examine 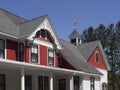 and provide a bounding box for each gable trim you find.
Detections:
[27,18,62,50]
